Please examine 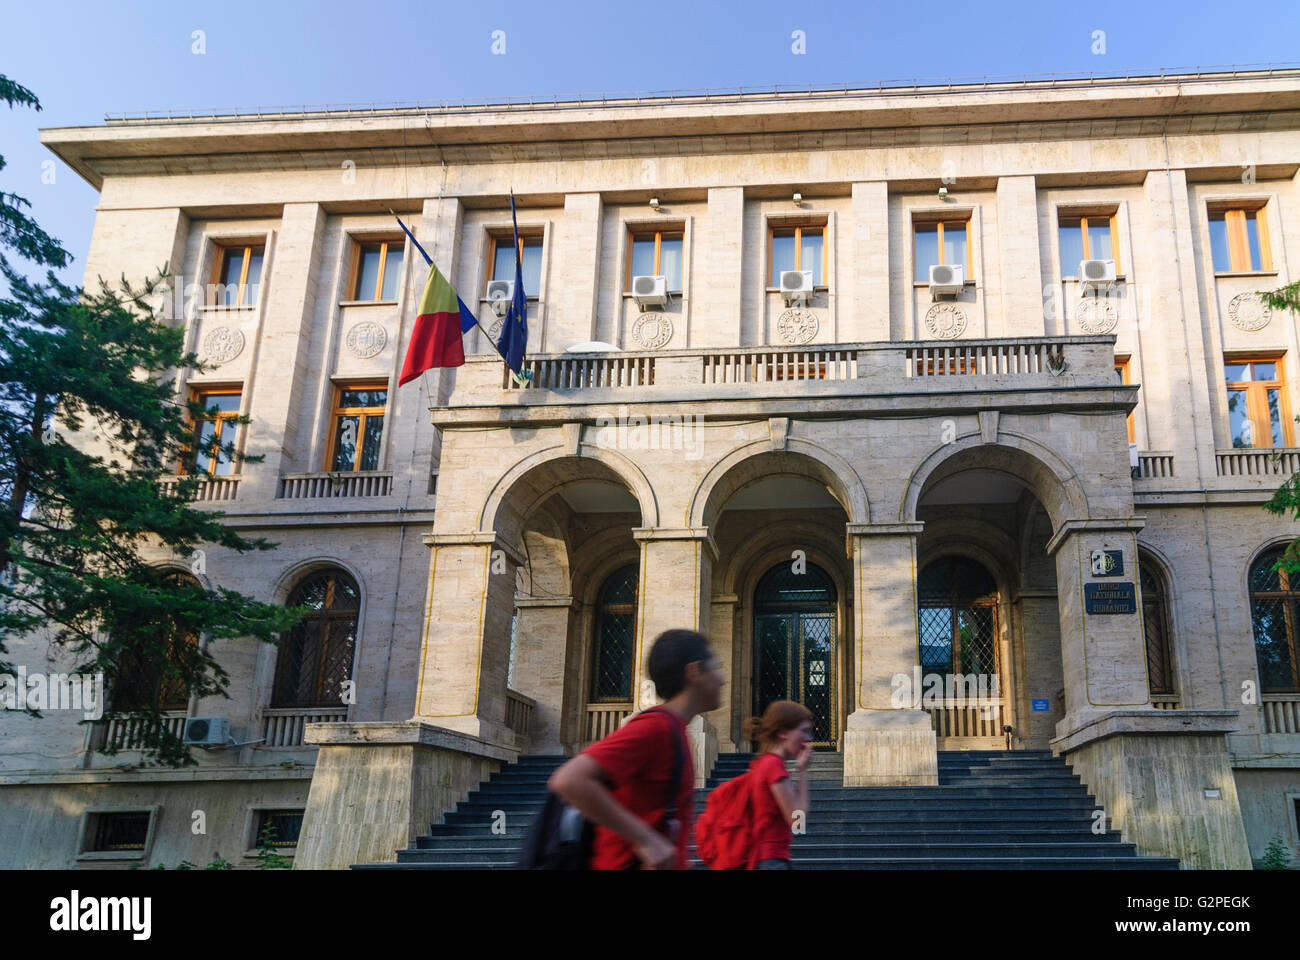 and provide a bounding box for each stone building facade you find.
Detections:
[5,69,1300,869]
